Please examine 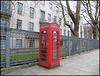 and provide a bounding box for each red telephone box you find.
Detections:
[39,22,60,69]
